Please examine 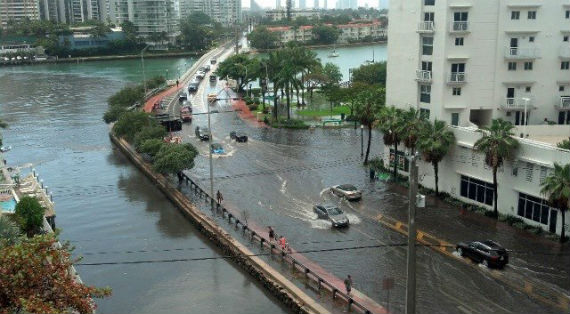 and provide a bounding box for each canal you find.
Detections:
[0,57,288,314]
